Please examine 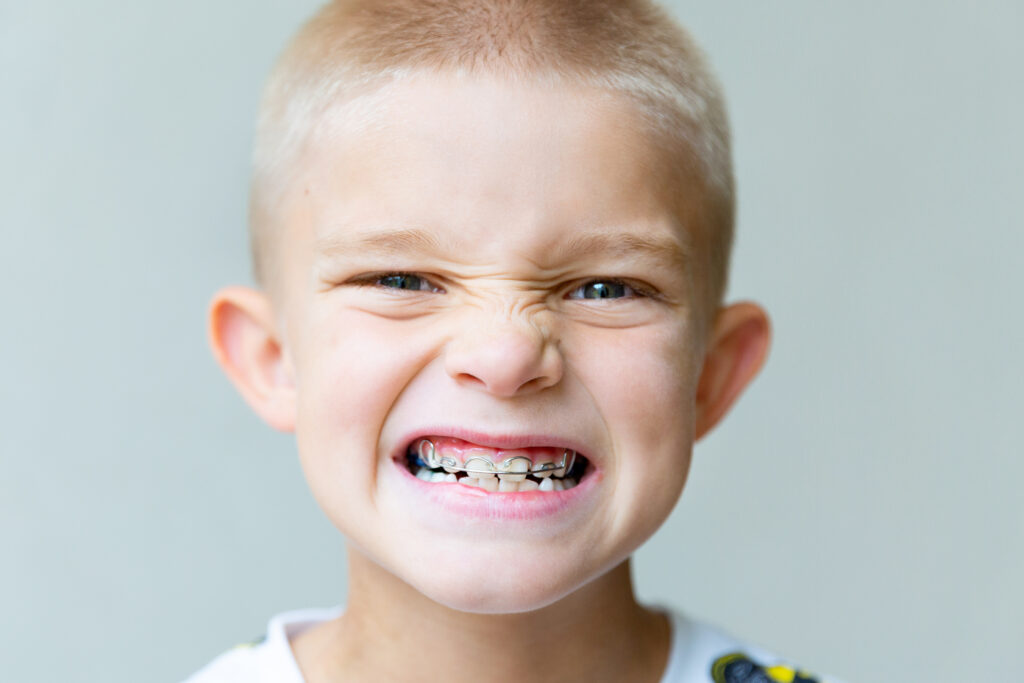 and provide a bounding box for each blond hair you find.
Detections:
[250,0,734,308]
